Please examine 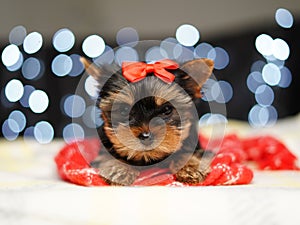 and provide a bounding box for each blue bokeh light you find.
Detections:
[1,44,21,67]
[116,27,139,47]
[176,24,200,47]
[114,46,139,66]
[5,79,24,102]
[28,90,49,113]
[275,8,294,28]
[53,28,75,52]
[8,110,26,133]
[145,46,168,63]
[69,54,85,77]
[82,34,105,58]
[23,32,43,54]
[63,94,86,118]
[2,119,19,141]
[9,25,27,46]
[262,63,281,86]
[22,57,42,80]
[34,121,54,144]
[63,123,85,143]
[255,84,274,106]
[51,54,73,77]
